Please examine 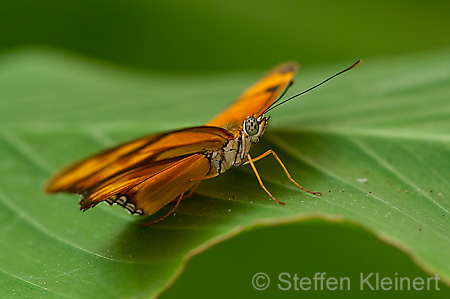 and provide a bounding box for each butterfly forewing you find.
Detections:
[207,62,297,129]
[46,126,232,193]
[45,133,166,194]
